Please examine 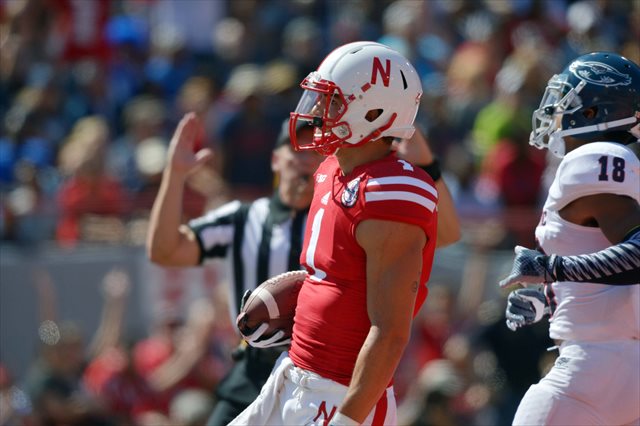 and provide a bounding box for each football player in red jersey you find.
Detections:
[231,41,450,426]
